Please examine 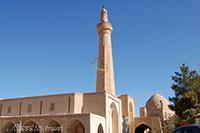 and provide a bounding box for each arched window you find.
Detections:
[97,124,103,133]
[110,103,118,133]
